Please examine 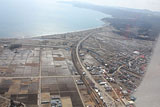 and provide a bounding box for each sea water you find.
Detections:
[0,0,108,38]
